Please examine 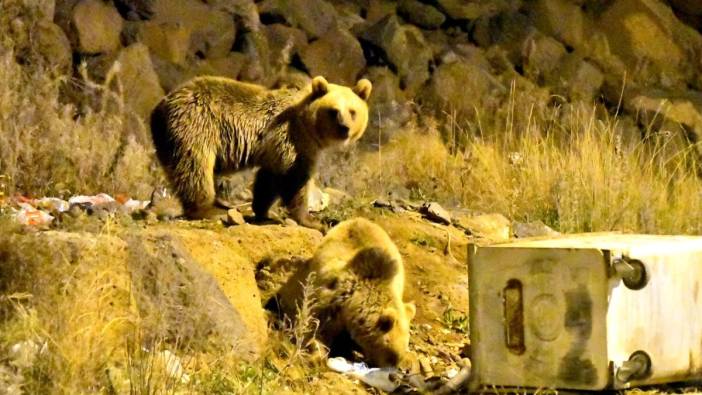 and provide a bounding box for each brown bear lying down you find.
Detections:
[261,218,415,367]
